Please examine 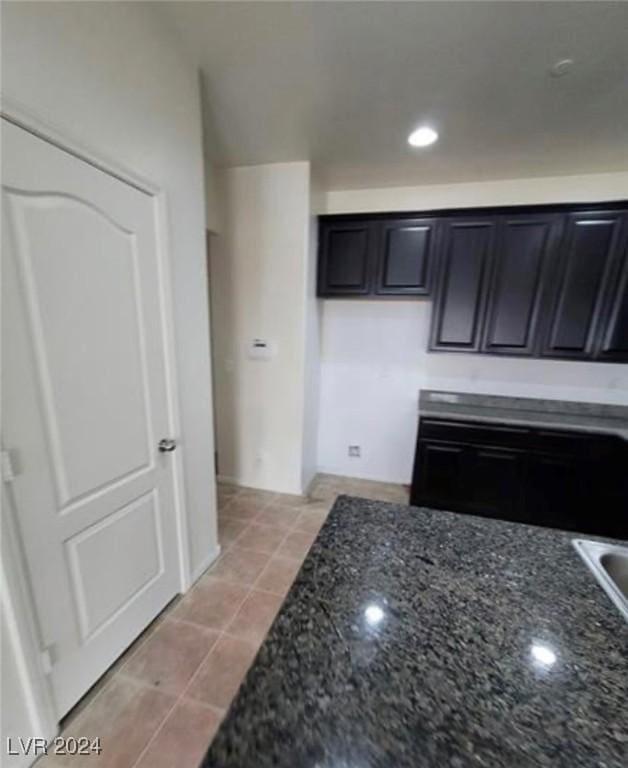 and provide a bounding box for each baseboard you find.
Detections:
[216,474,303,496]
[301,467,318,496]
[216,473,239,486]
[189,544,221,586]
[315,467,410,486]
[303,472,318,497]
